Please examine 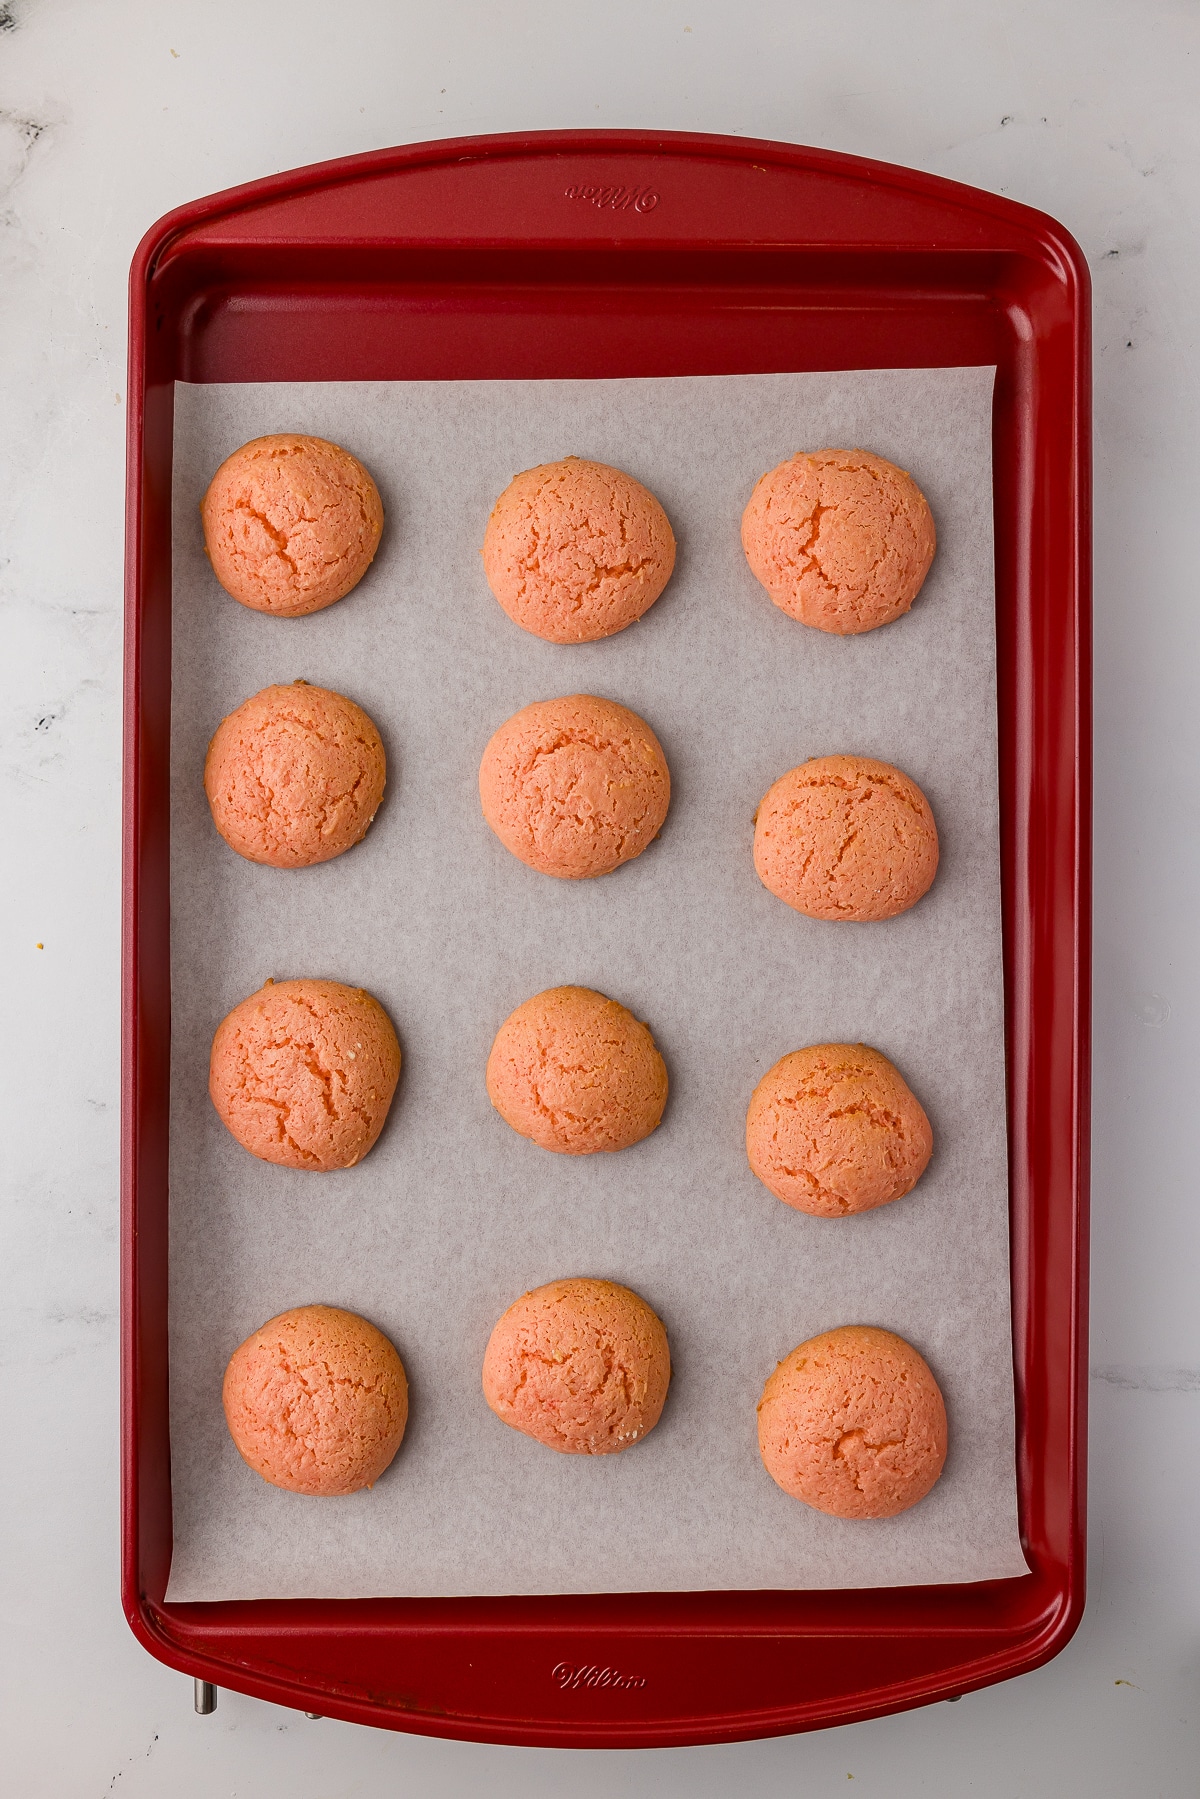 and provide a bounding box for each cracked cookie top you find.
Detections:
[209,977,401,1172]
[481,457,676,643]
[757,1325,947,1519]
[222,1304,408,1496]
[486,986,668,1156]
[482,1278,671,1456]
[201,433,384,616]
[741,448,935,634]
[479,693,671,880]
[753,753,939,921]
[204,681,386,868]
[745,1042,933,1217]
